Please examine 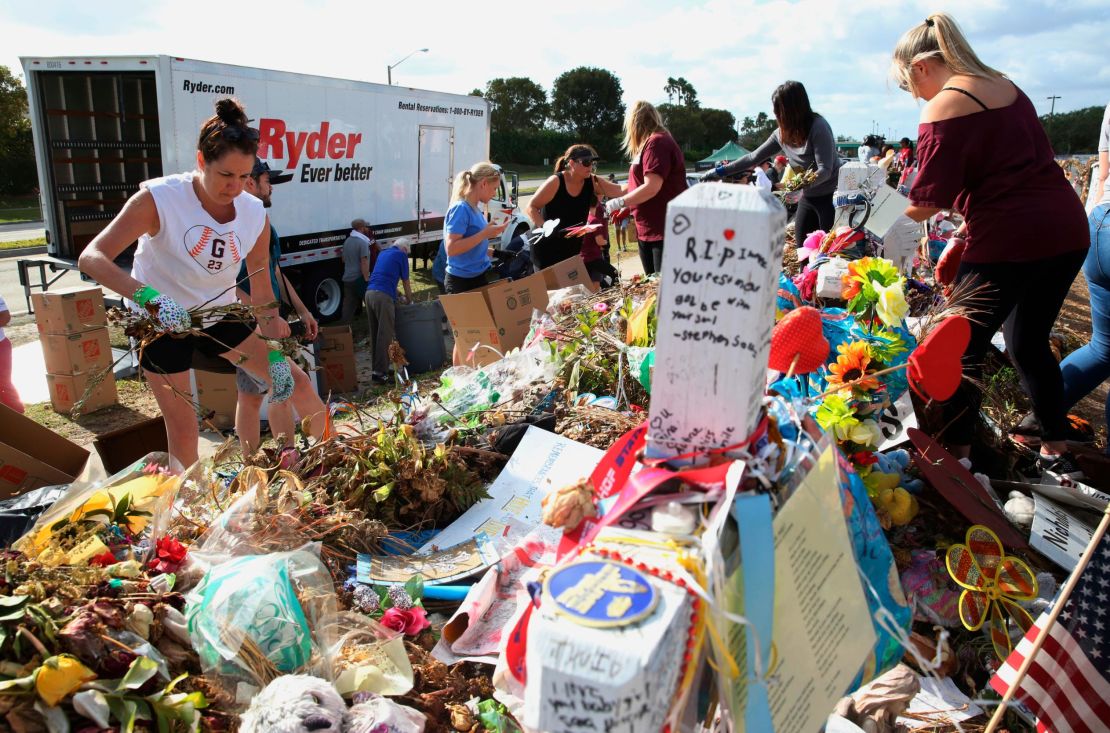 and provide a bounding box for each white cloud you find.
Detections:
[1,0,1106,147]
